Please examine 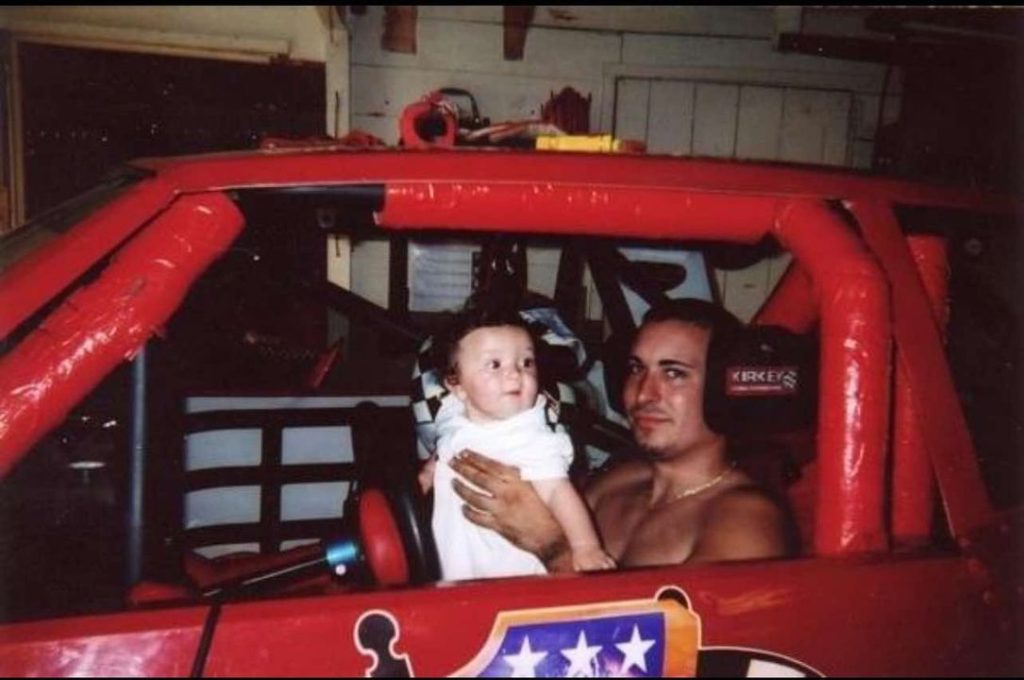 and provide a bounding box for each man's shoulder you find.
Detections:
[707,483,787,522]
[691,482,797,562]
